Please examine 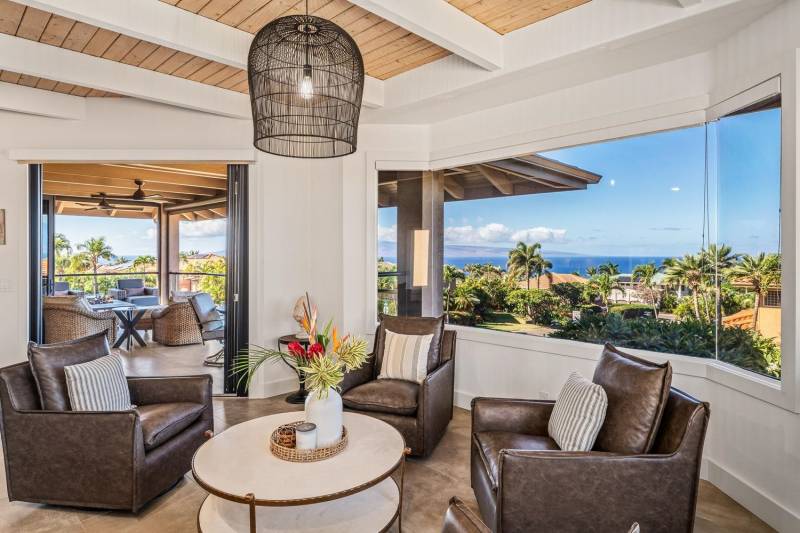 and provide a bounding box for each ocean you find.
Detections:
[381,255,671,275]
